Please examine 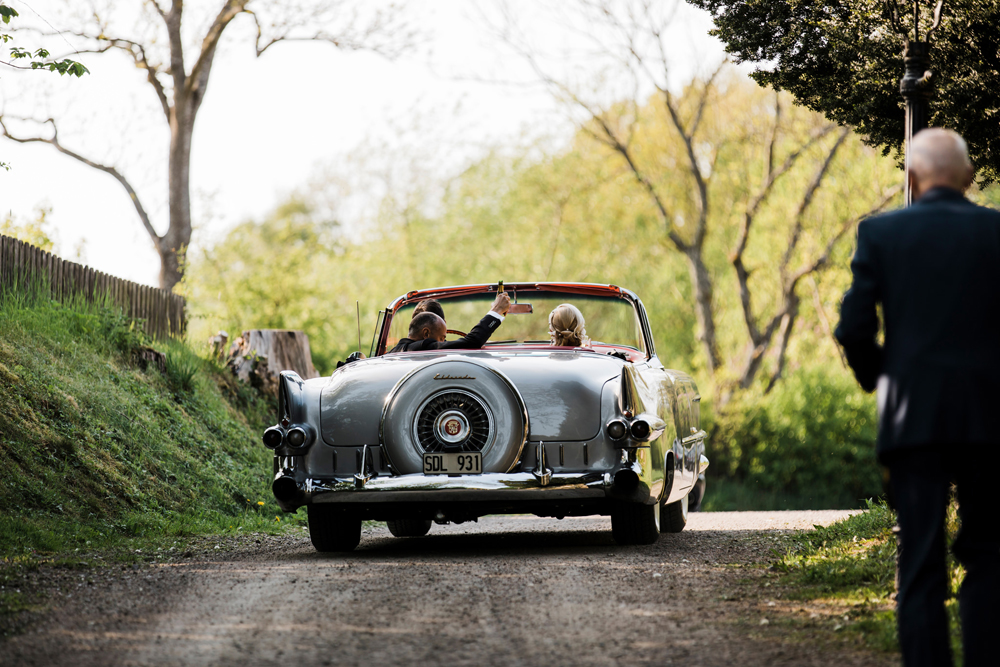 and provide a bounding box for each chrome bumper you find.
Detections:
[305,471,610,504]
